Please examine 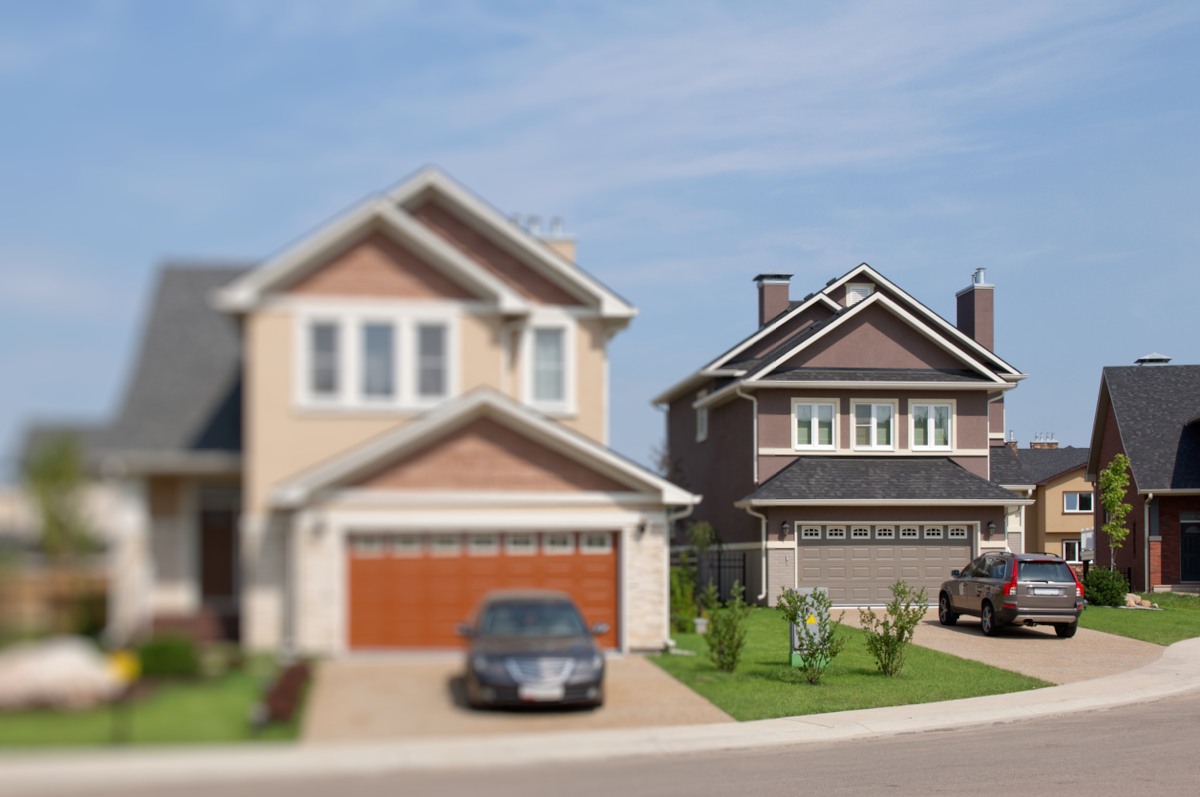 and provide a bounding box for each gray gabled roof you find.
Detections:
[986,444,1089,488]
[737,456,1028,504]
[1095,365,1200,490]
[987,444,1030,487]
